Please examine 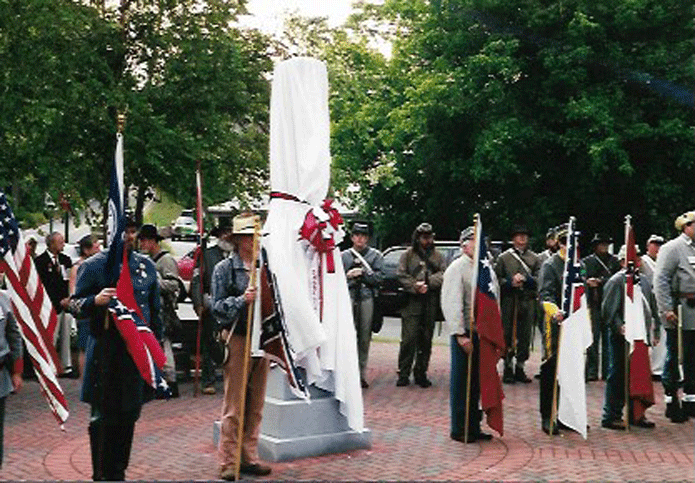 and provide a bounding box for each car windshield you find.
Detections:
[175,217,196,226]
